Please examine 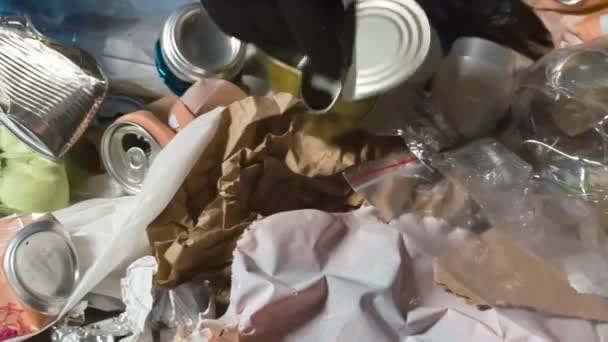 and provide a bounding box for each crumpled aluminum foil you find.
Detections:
[51,317,132,342]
